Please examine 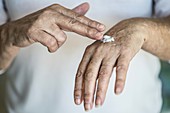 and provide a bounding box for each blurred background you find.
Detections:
[0,60,170,113]
[160,60,170,113]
